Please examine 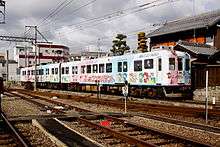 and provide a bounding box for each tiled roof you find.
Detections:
[175,41,219,56]
[147,9,220,37]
